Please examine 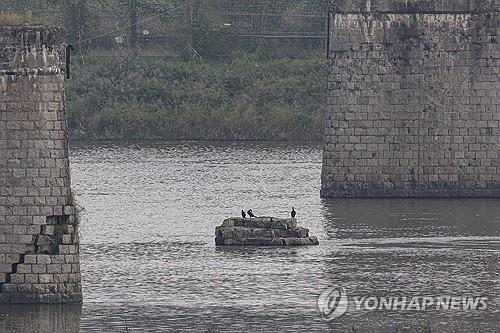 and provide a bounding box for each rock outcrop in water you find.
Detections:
[215,217,319,246]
